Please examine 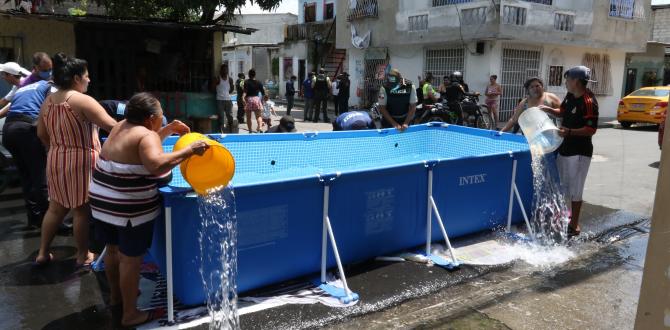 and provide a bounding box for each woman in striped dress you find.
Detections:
[35,53,116,266]
[90,93,207,327]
